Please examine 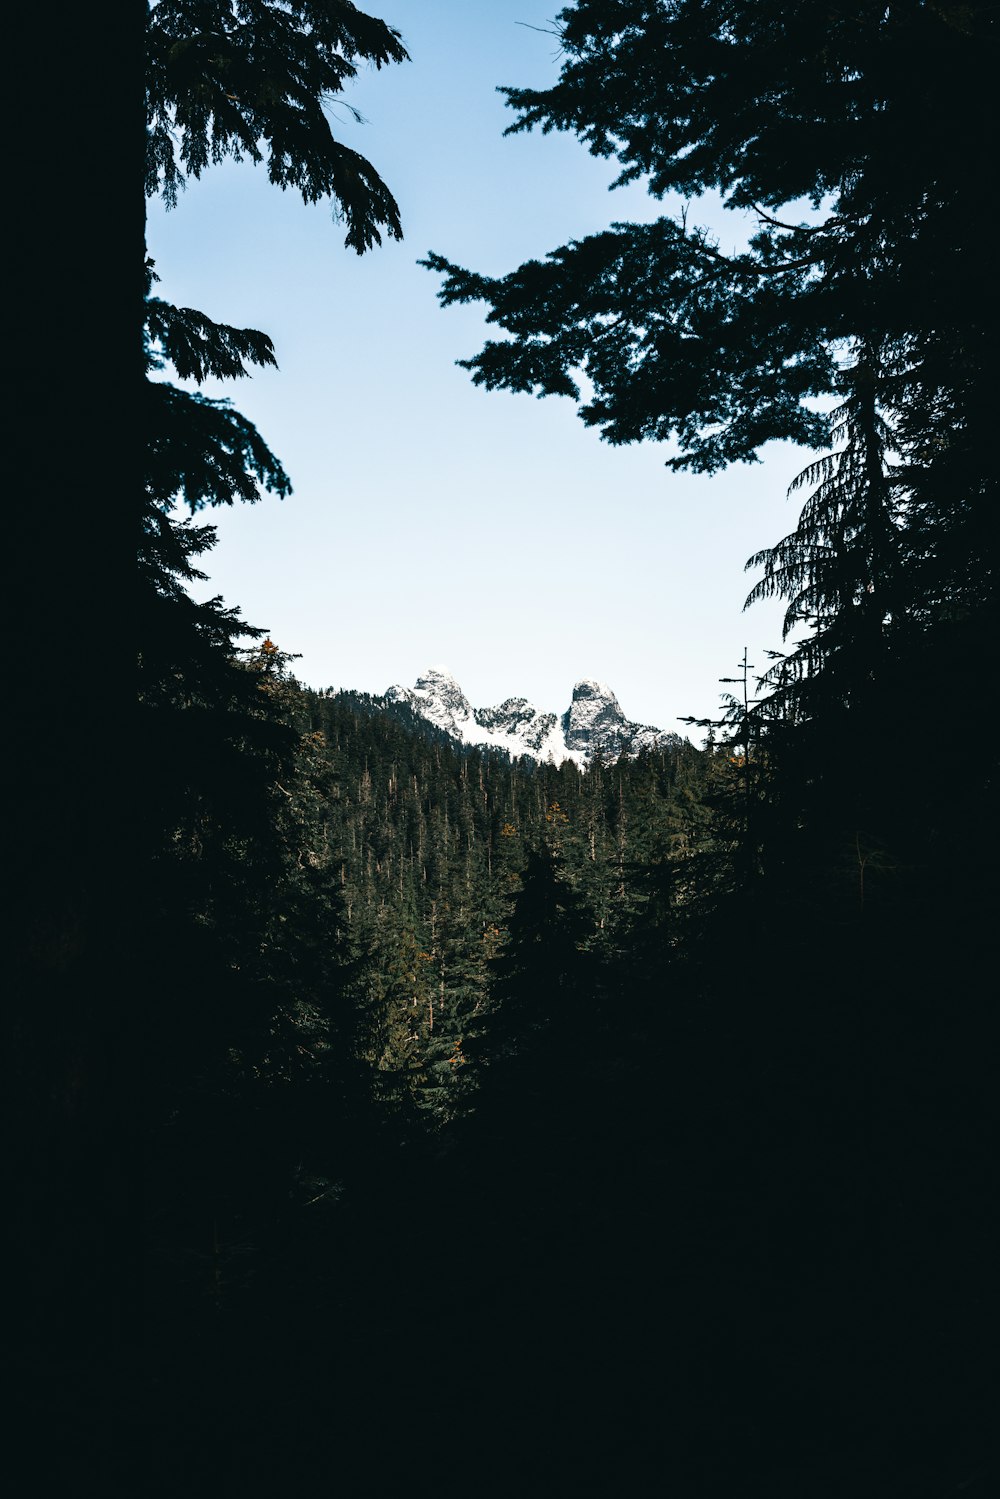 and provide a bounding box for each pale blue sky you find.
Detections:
[146,0,815,738]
